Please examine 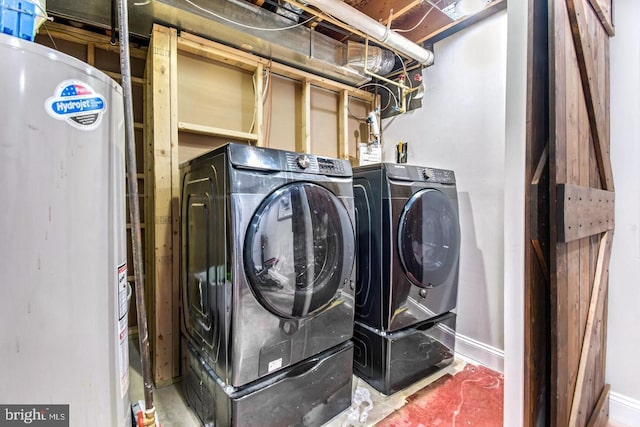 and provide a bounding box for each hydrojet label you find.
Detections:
[45,80,107,131]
